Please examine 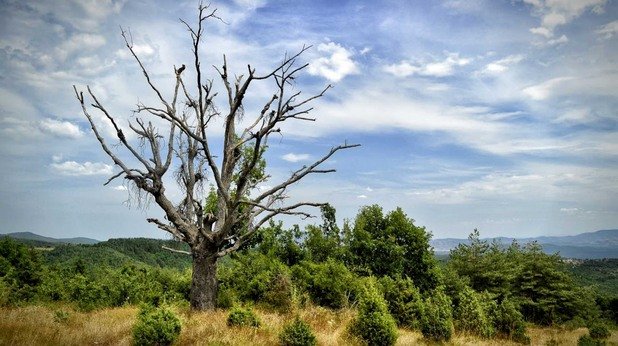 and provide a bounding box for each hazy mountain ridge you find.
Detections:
[431,229,618,259]
[2,231,100,245]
